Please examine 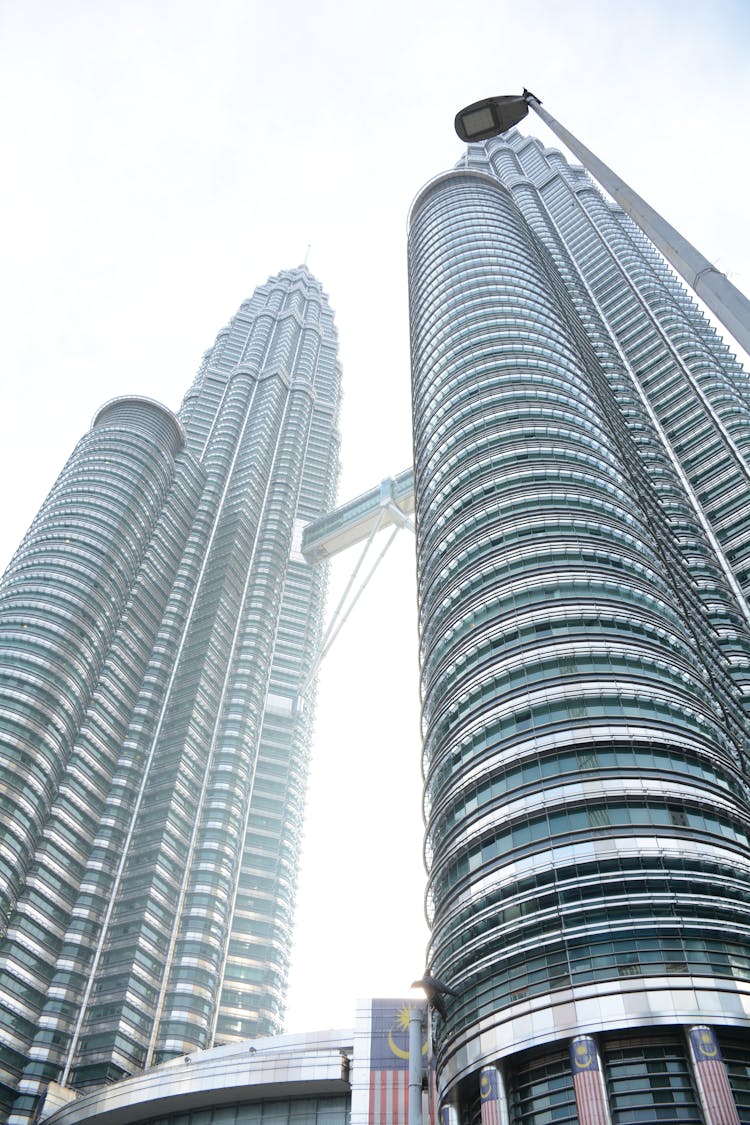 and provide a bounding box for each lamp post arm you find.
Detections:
[525,94,750,357]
